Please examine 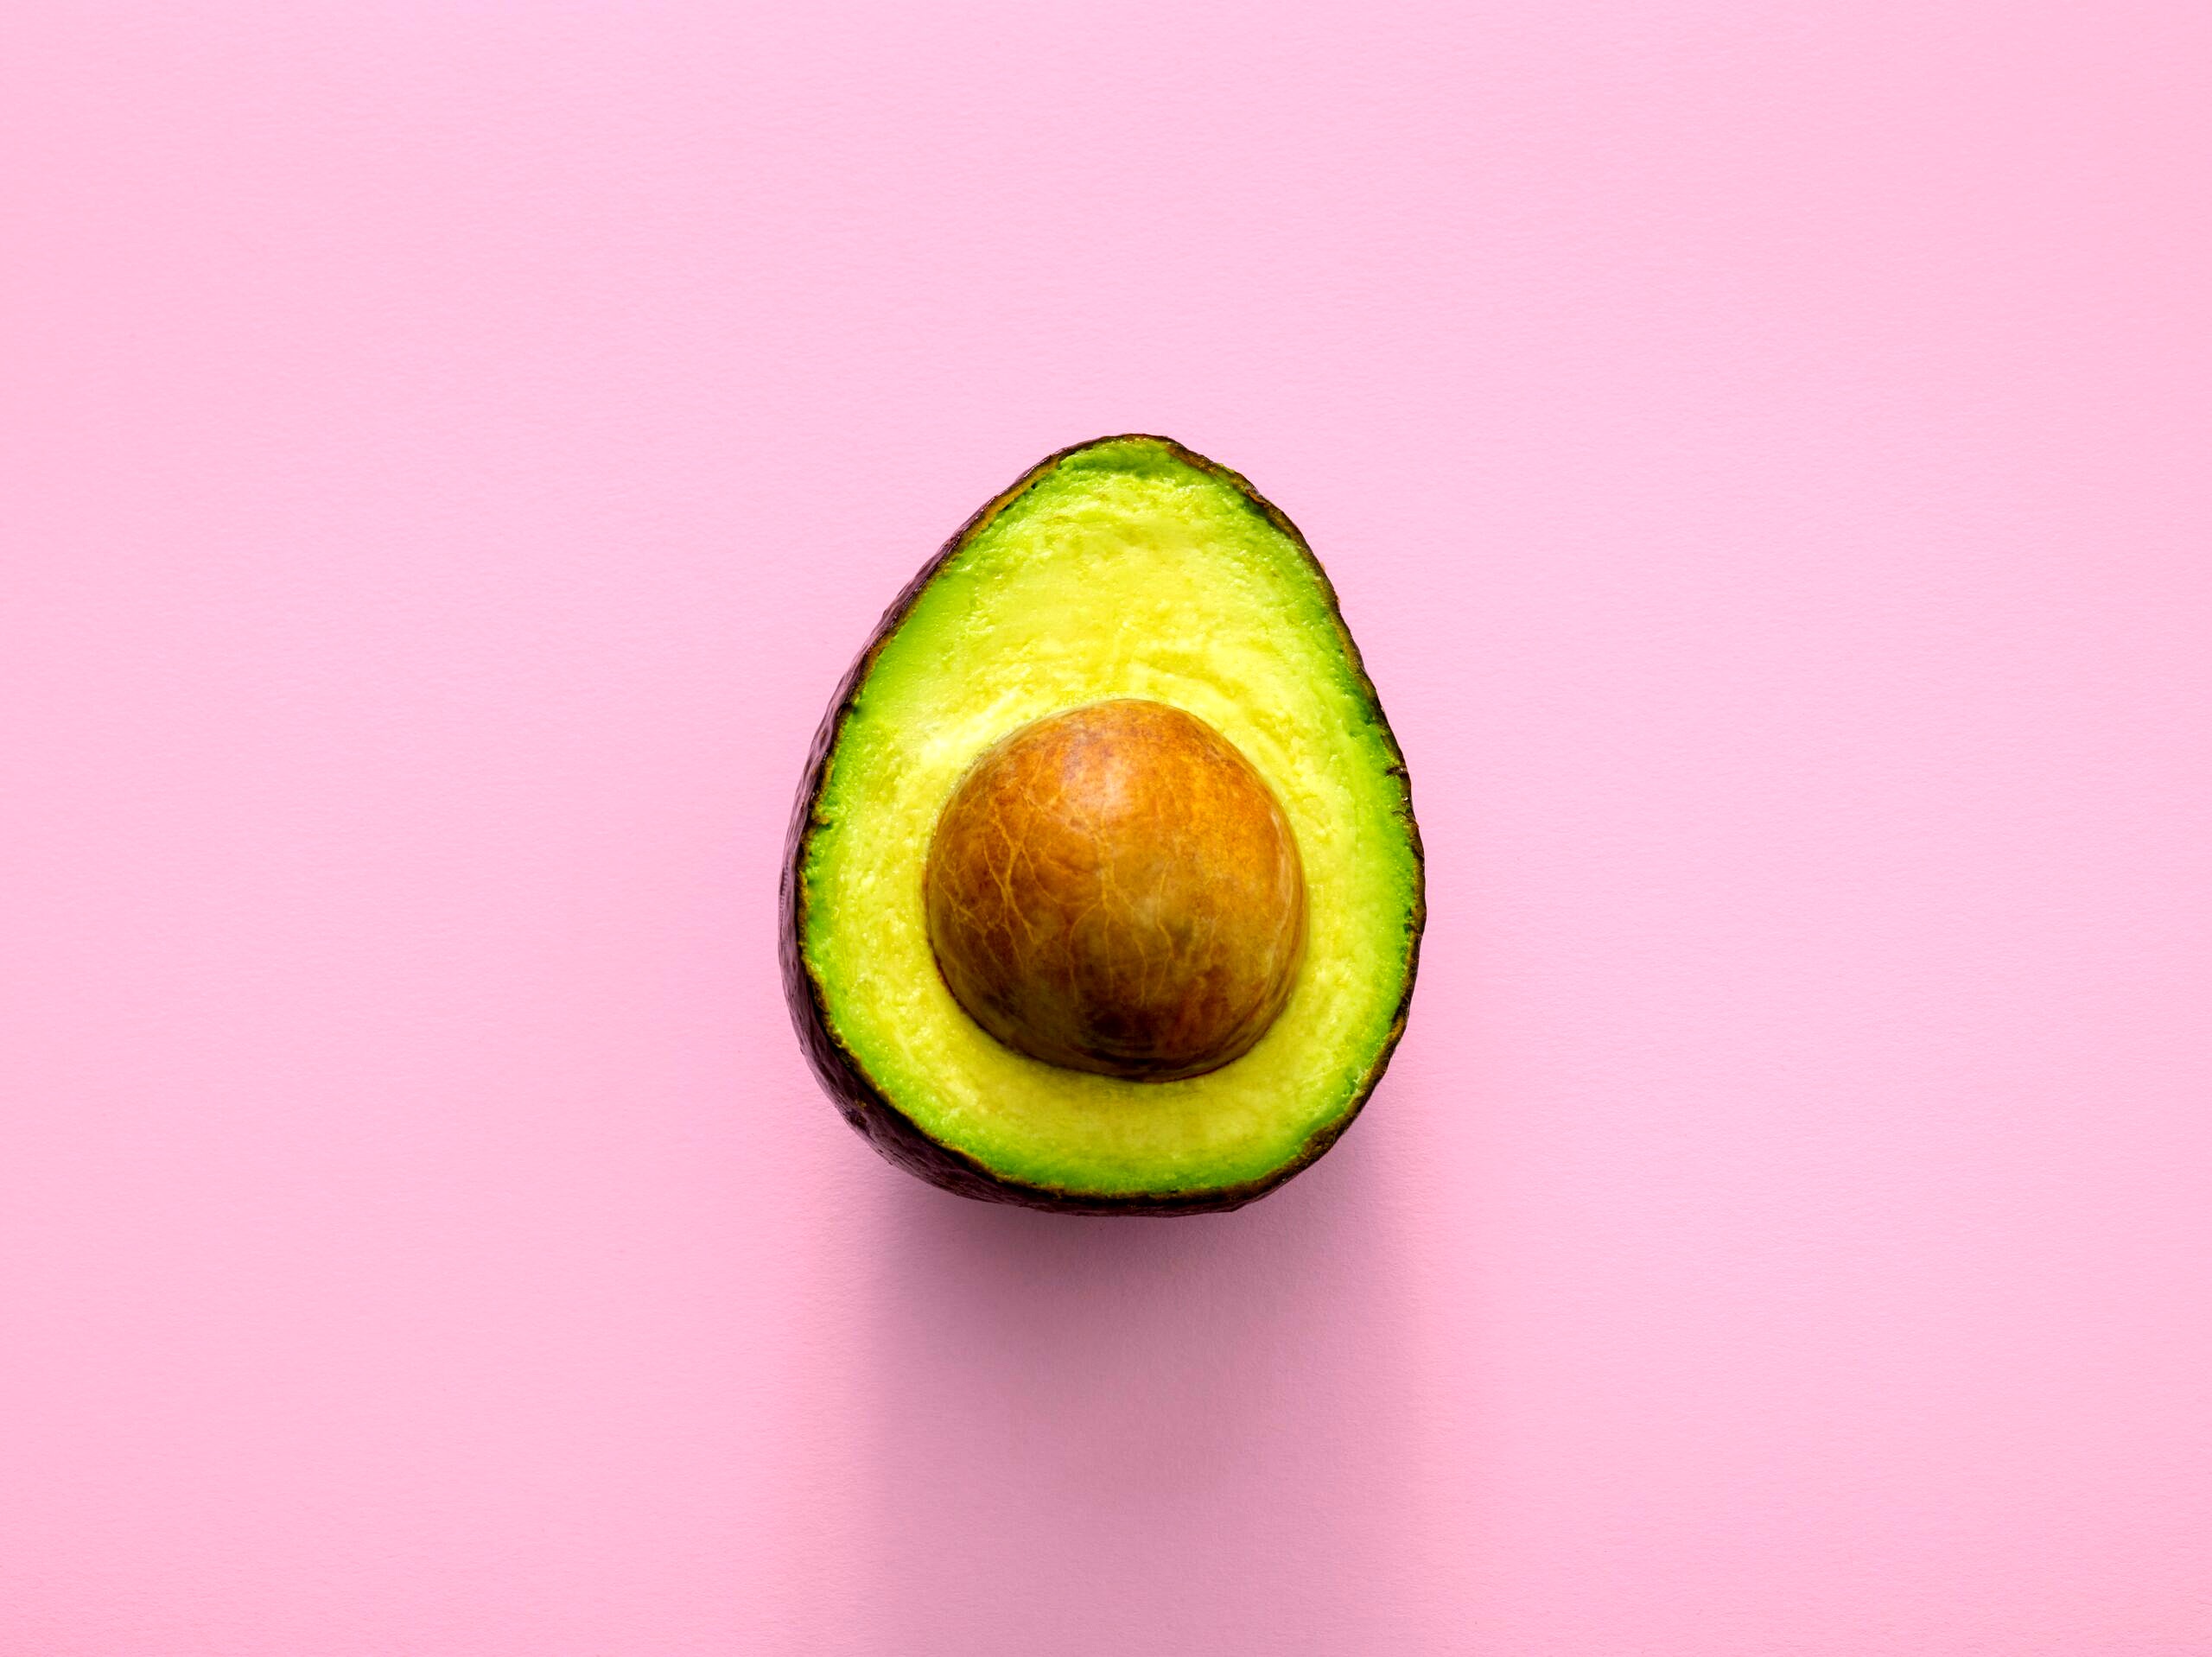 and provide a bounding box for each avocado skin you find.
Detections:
[779,435,1426,1216]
